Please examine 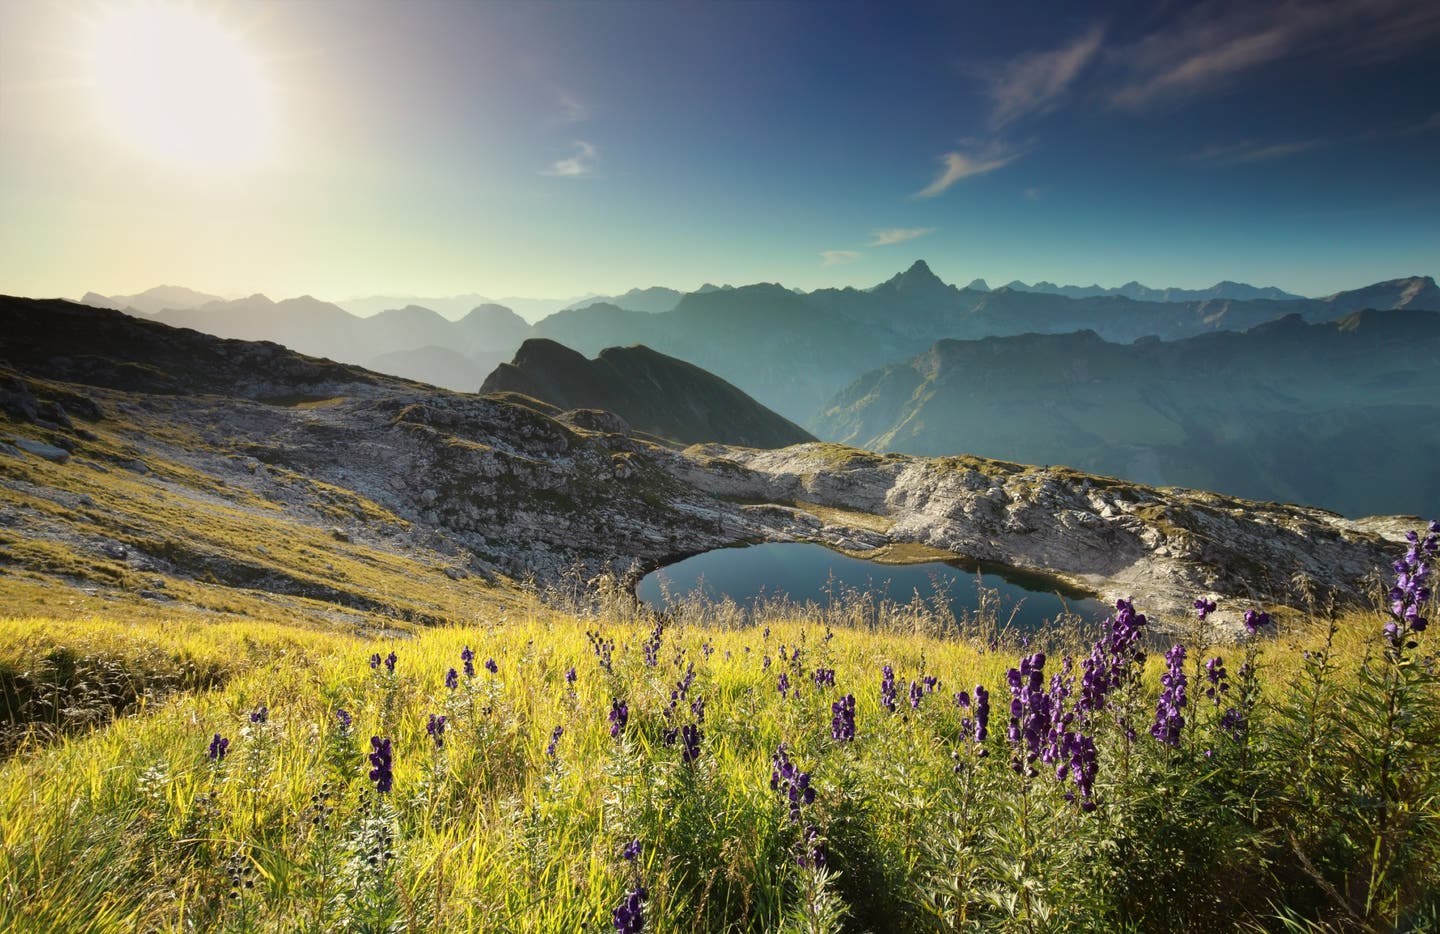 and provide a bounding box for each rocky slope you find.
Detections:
[0,296,1418,636]
[481,338,815,448]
